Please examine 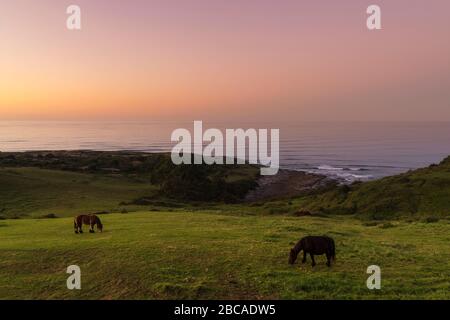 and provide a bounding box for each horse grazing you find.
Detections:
[74,214,103,234]
[289,236,335,267]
